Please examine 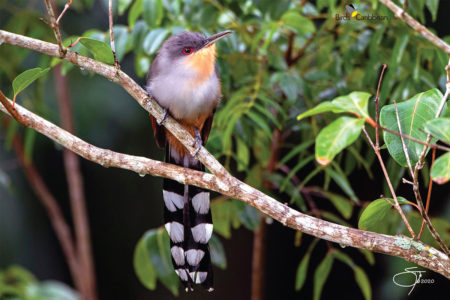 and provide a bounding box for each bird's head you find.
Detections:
[156,30,232,79]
